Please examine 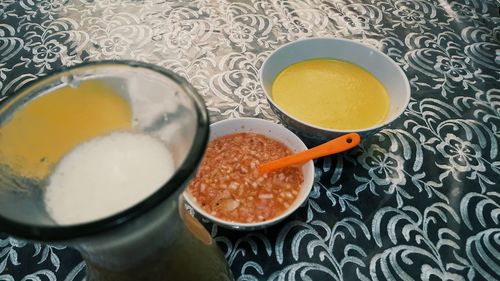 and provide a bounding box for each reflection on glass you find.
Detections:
[0,62,233,281]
